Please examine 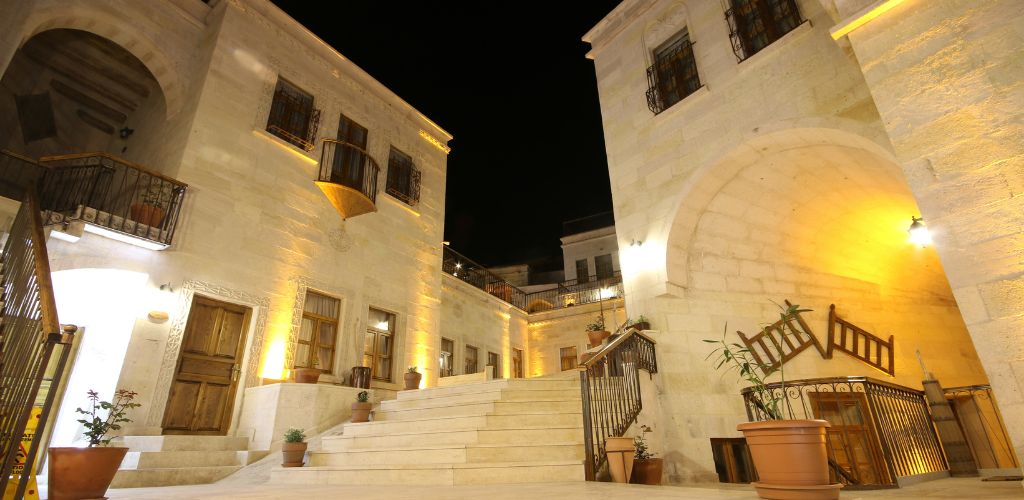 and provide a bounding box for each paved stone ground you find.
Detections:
[91,477,1022,499]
